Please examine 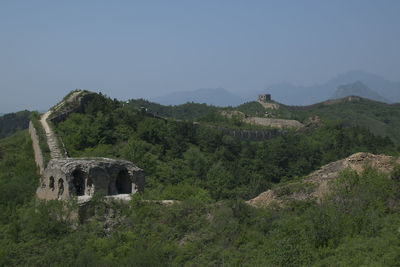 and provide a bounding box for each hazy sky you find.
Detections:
[1,0,400,113]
